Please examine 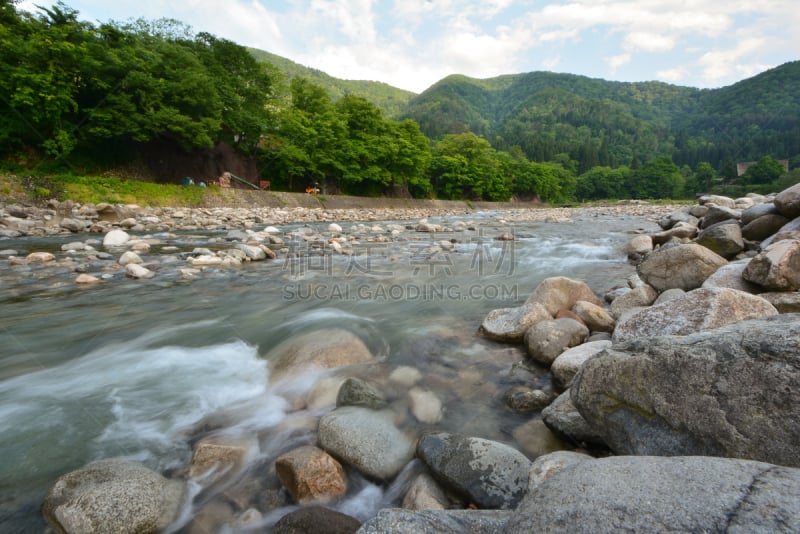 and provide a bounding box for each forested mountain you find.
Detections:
[402,63,800,173]
[248,48,415,118]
